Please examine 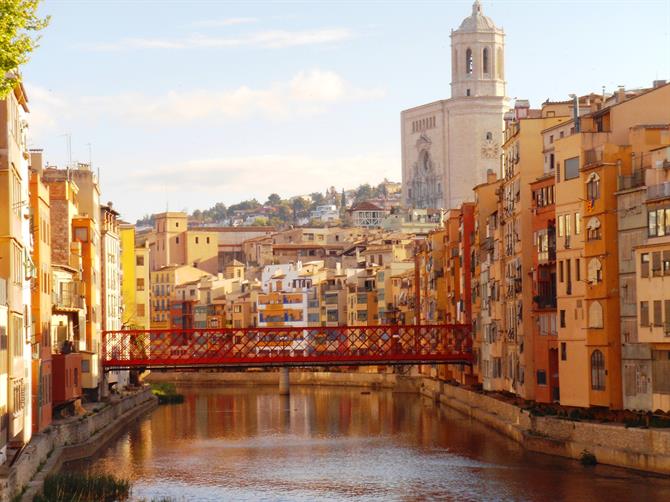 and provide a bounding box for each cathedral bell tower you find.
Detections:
[450,0,506,98]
